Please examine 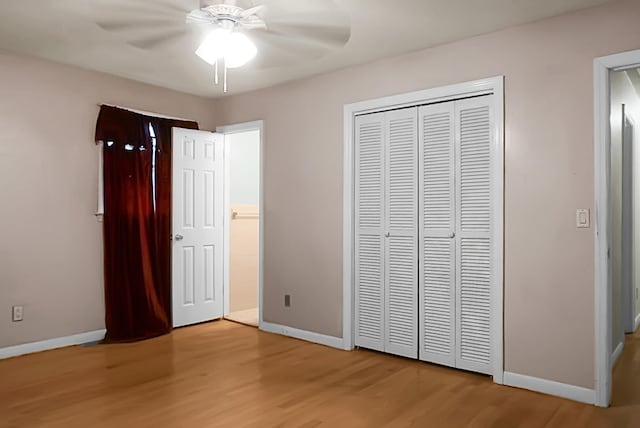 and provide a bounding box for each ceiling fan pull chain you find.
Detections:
[214,59,219,85]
